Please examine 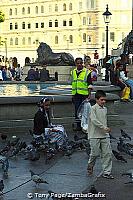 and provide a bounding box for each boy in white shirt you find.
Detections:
[87,90,113,179]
